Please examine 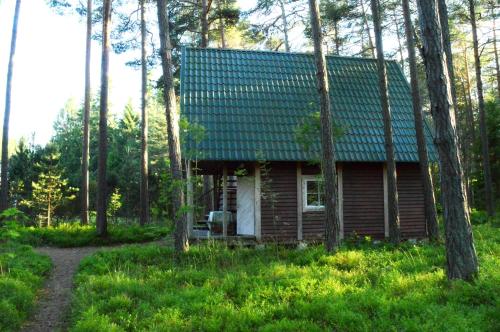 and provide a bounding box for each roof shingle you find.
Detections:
[180,47,436,162]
